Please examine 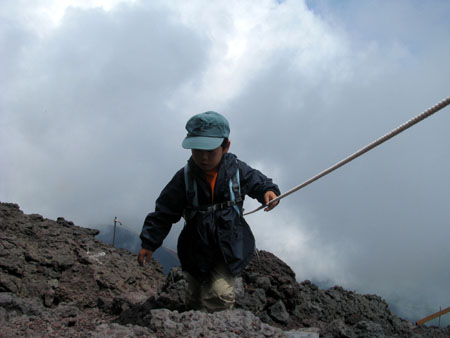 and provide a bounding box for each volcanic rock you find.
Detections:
[1,202,449,337]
